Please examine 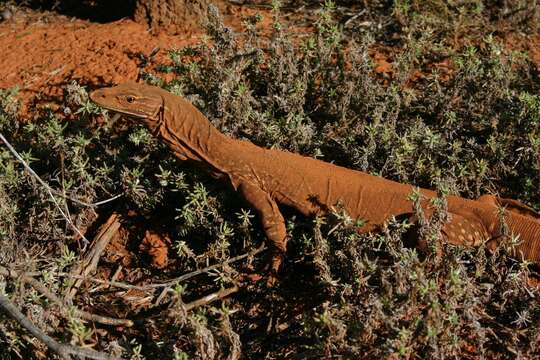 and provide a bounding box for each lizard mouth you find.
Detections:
[102,110,144,130]
[104,107,149,119]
